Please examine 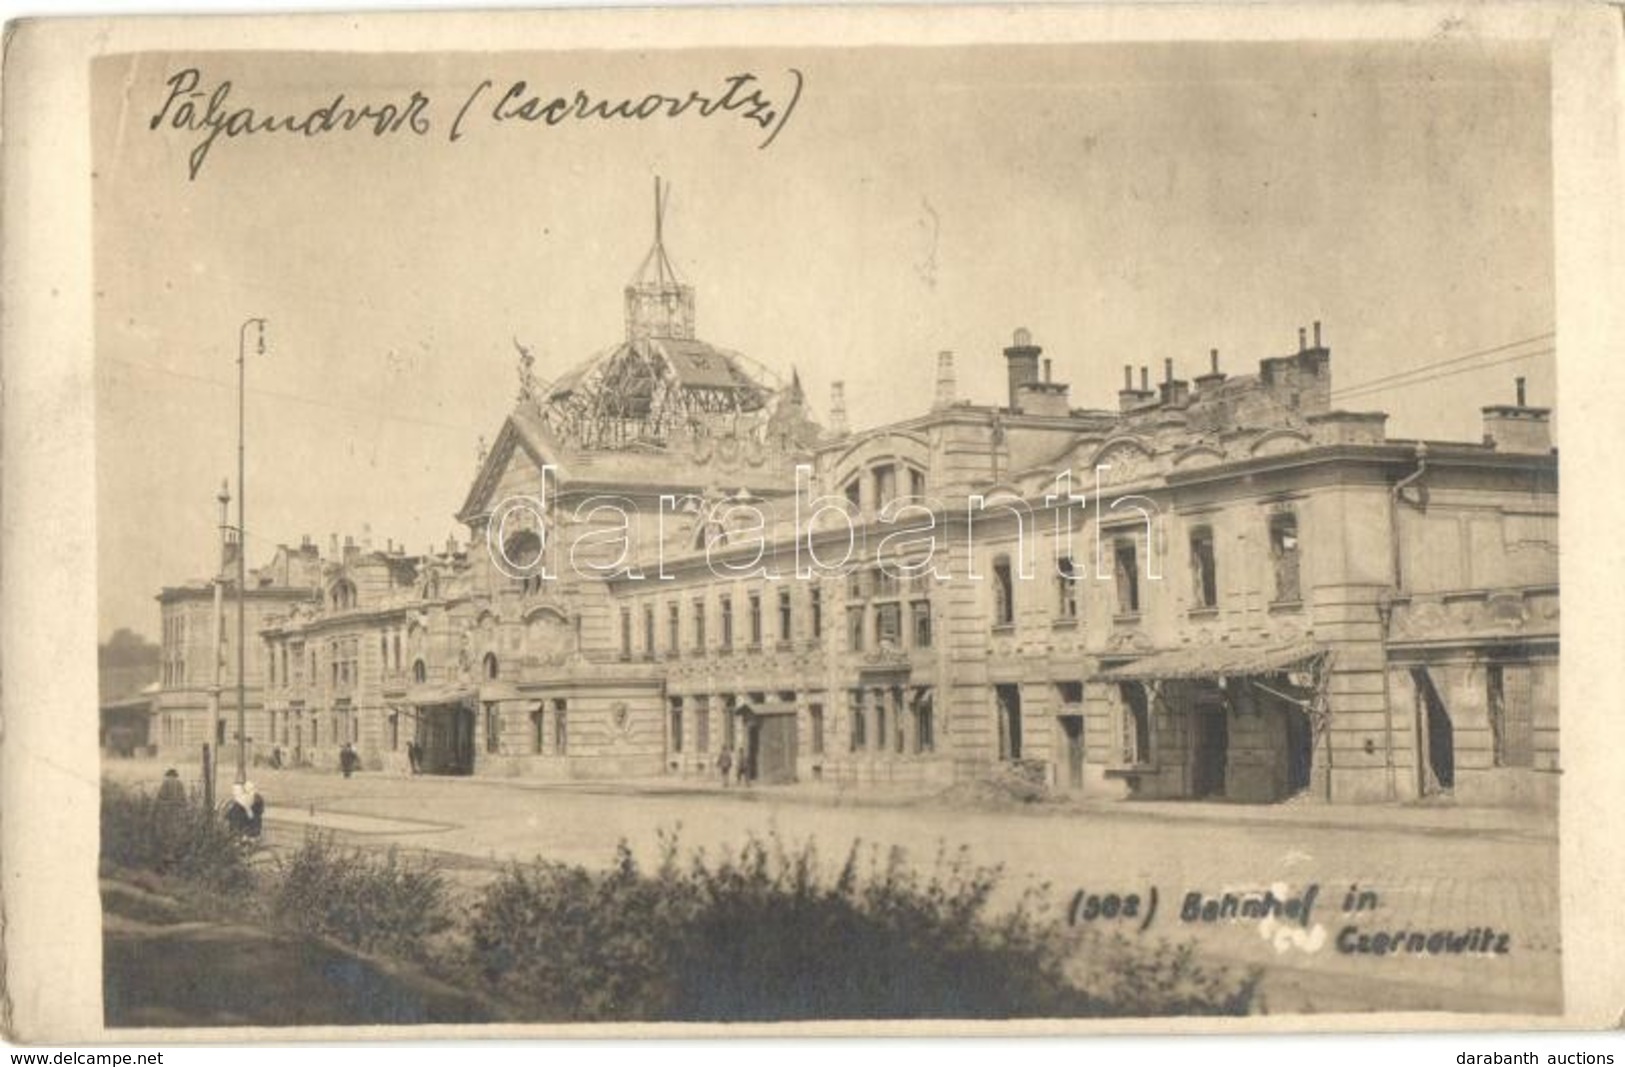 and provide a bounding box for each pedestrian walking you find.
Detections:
[735,745,749,786]
[717,747,732,787]
[223,781,265,840]
[340,742,359,778]
[156,767,186,807]
[407,739,422,775]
